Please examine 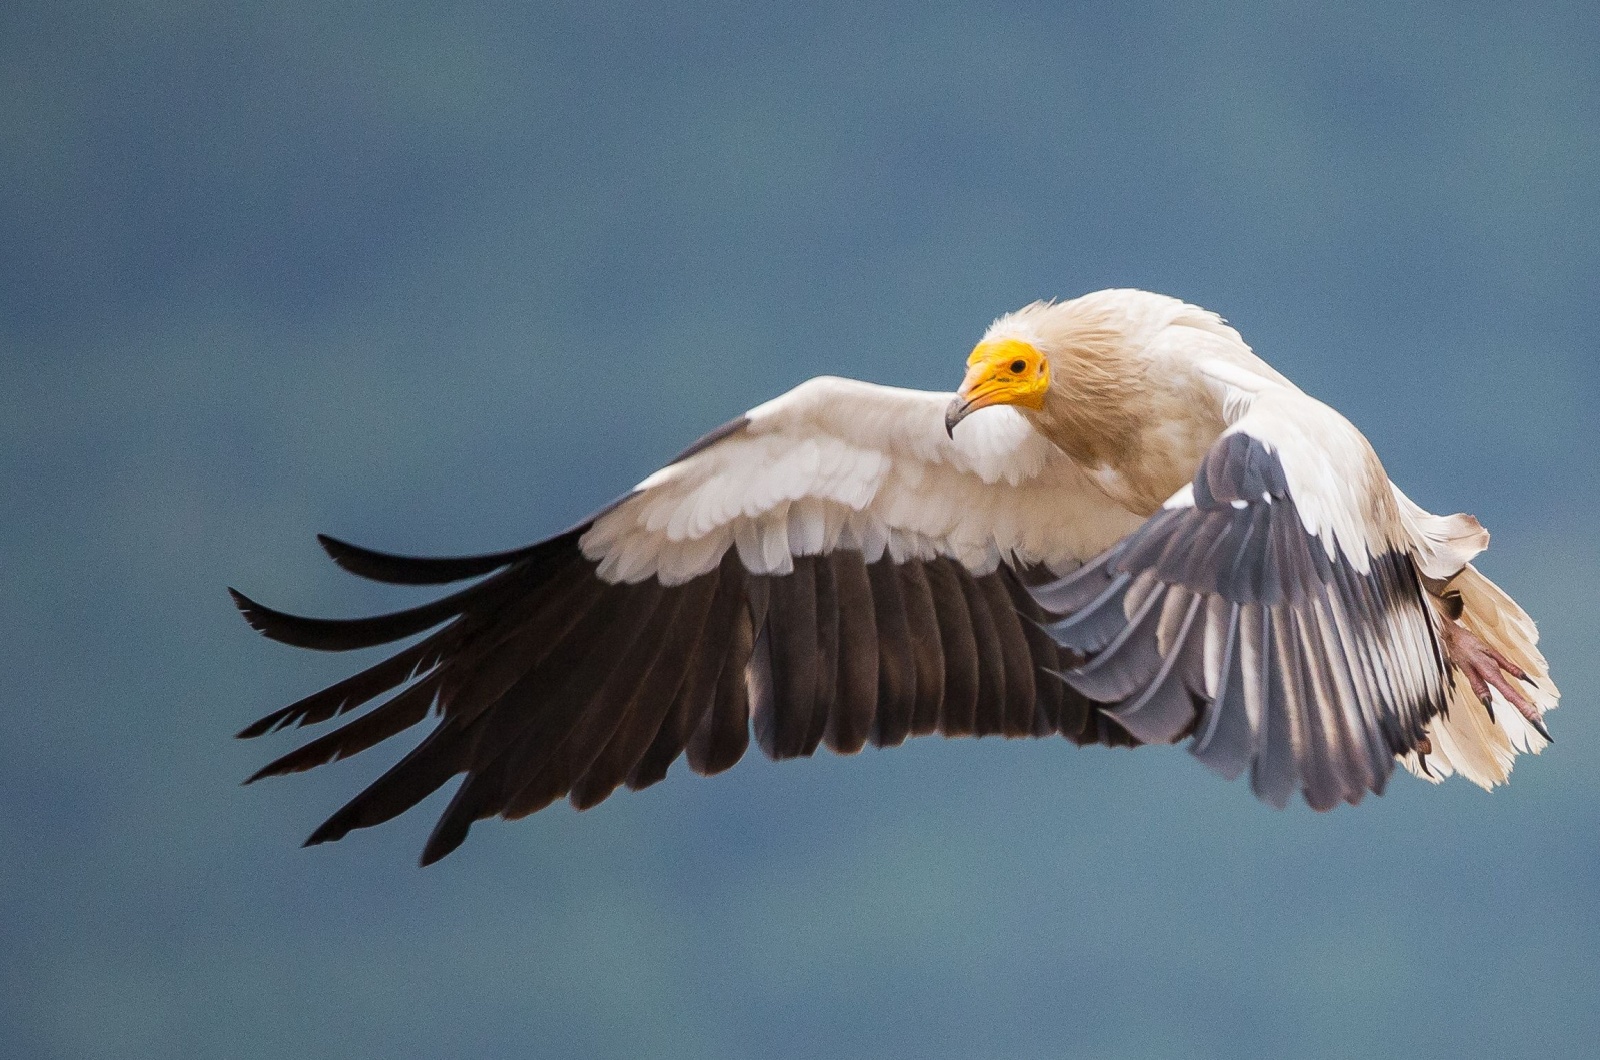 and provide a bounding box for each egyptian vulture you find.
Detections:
[234,289,1558,864]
